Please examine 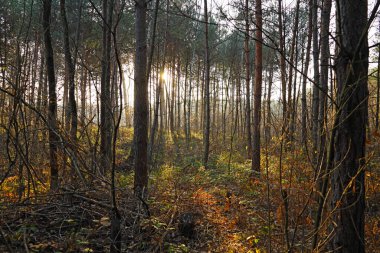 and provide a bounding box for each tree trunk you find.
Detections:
[311,0,320,161]
[80,68,87,124]
[252,0,262,173]
[177,59,181,131]
[195,58,200,131]
[134,0,149,197]
[122,71,129,127]
[43,0,59,191]
[330,1,369,251]
[187,62,192,144]
[203,0,211,168]
[184,60,188,137]
[301,0,312,144]
[244,0,252,158]
[265,63,273,141]
[170,58,176,134]
[60,0,78,171]
[286,0,300,143]
[100,0,114,175]
[278,0,287,137]
[318,0,331,156]
[376,20,380,130]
